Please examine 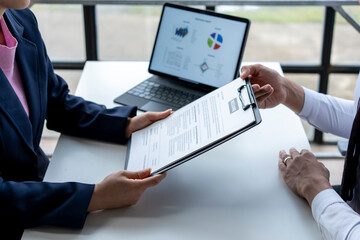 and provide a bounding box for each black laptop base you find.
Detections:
[114,75,211,112]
